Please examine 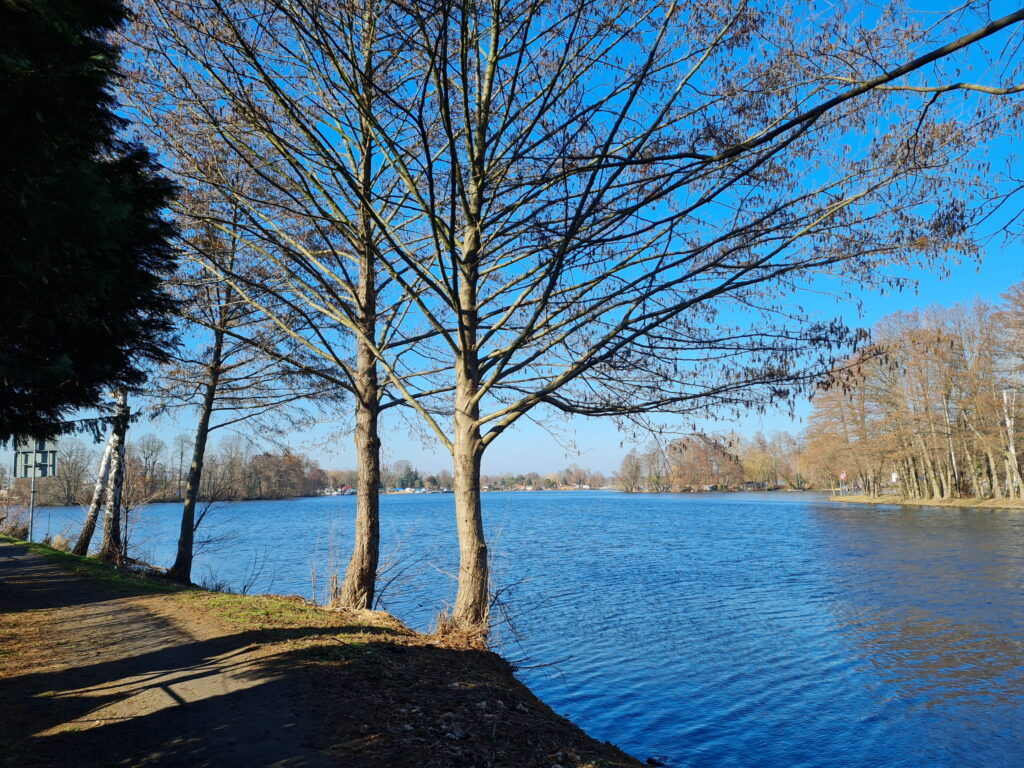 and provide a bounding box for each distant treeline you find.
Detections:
[805,285,1024,501]
[615,433,811,493]
[3,434,329,507]
[3,439,617,508]
[325,460,609,491]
